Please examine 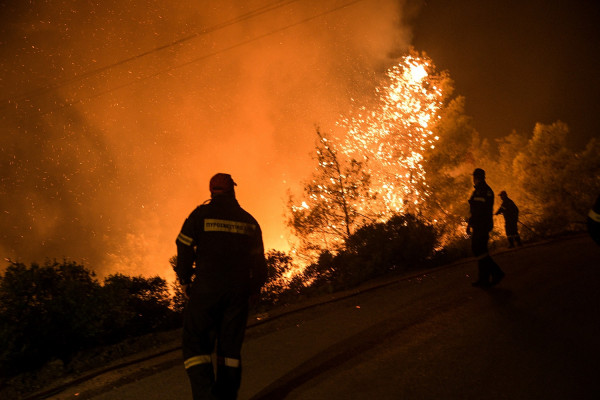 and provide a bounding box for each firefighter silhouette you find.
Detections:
[175,173,267,399]
[467,168,505,287]
[495,191,522,248]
